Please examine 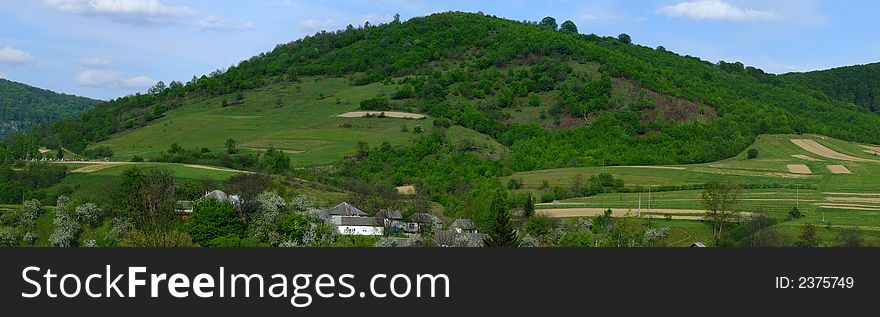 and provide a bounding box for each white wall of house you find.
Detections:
[337,225,384,236]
